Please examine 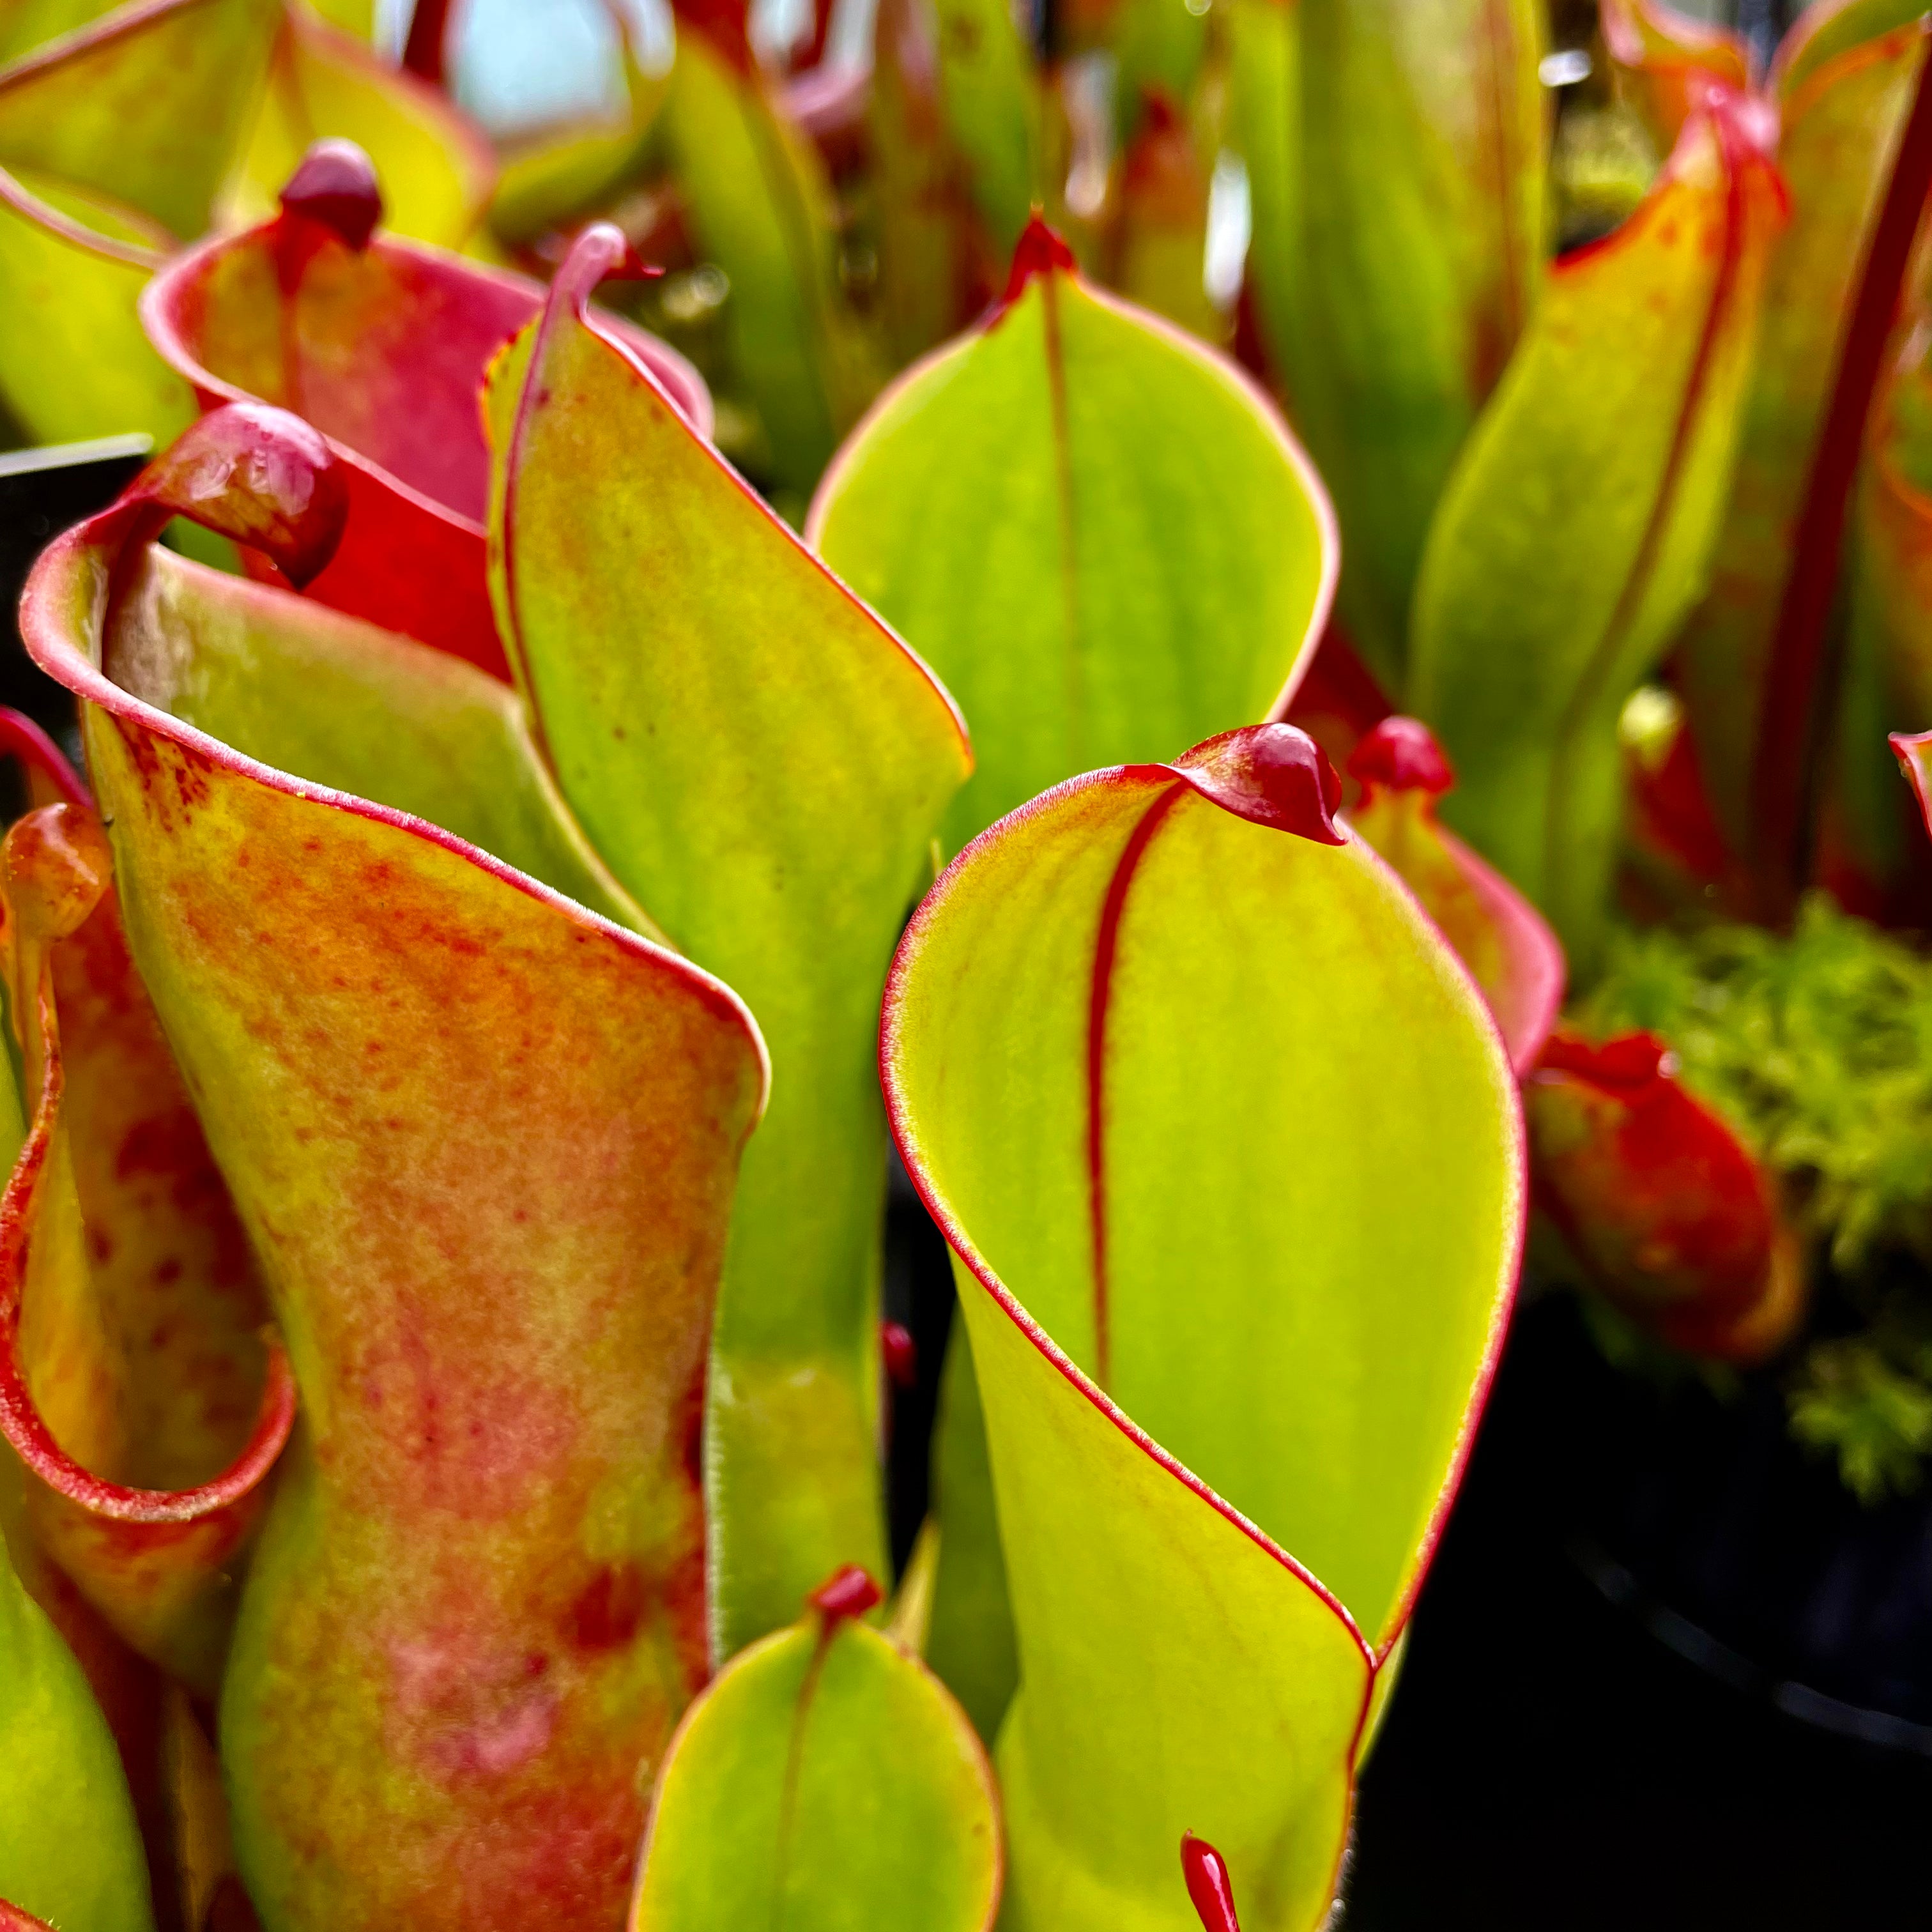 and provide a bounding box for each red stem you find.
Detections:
[401,0,457,84]
[1750,25,1932,911]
